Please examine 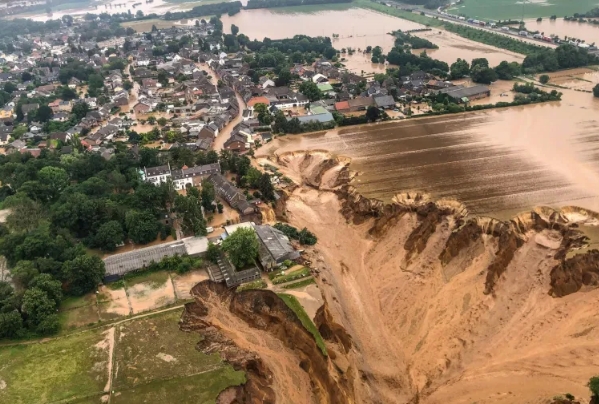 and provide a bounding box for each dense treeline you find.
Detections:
[393,31,438,49]
[164,1,242,20]
[246,0,350,9]
[522,44,599,72]
[386,46,449,76]
[273,223,317,245]
[0,19,62,40]
[0,145,208,340]
[442,23,546,56]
